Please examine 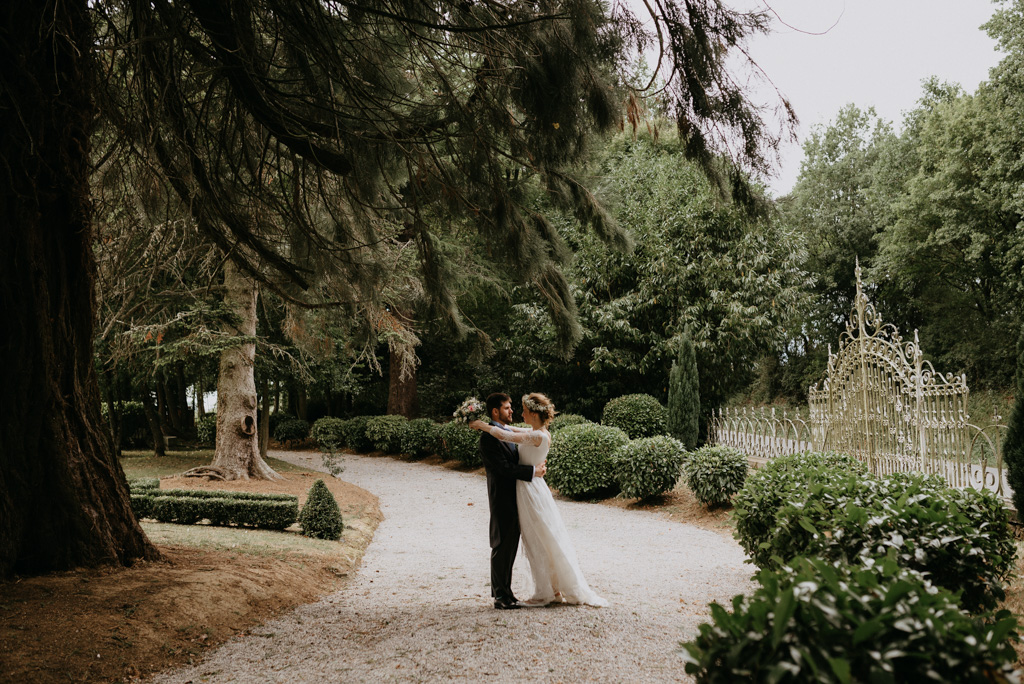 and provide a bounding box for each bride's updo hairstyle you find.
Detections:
[522,393,557,428]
